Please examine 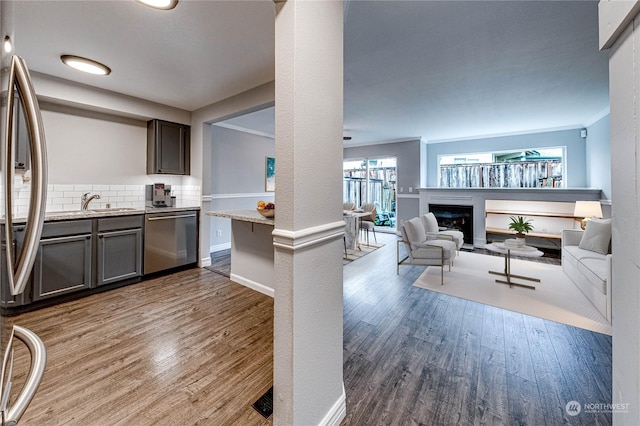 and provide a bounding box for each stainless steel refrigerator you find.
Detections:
[0,54,48,424]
